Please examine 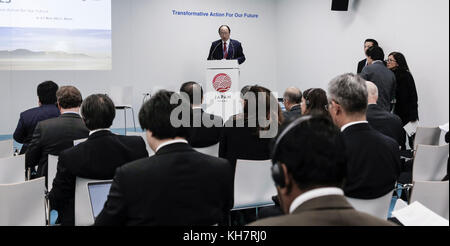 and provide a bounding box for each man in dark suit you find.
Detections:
[327,73,400,199]
[26,86,89,179]
[249,115,395,226]
[95,90,233,226]
[282,87,302,121]
[180,81,223,148]
[13,81,60,154]
[48,94,148,226]
[366,81,404,146]
[207,25,246,65]
[360,46,397,112]
[357,39,378,74]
